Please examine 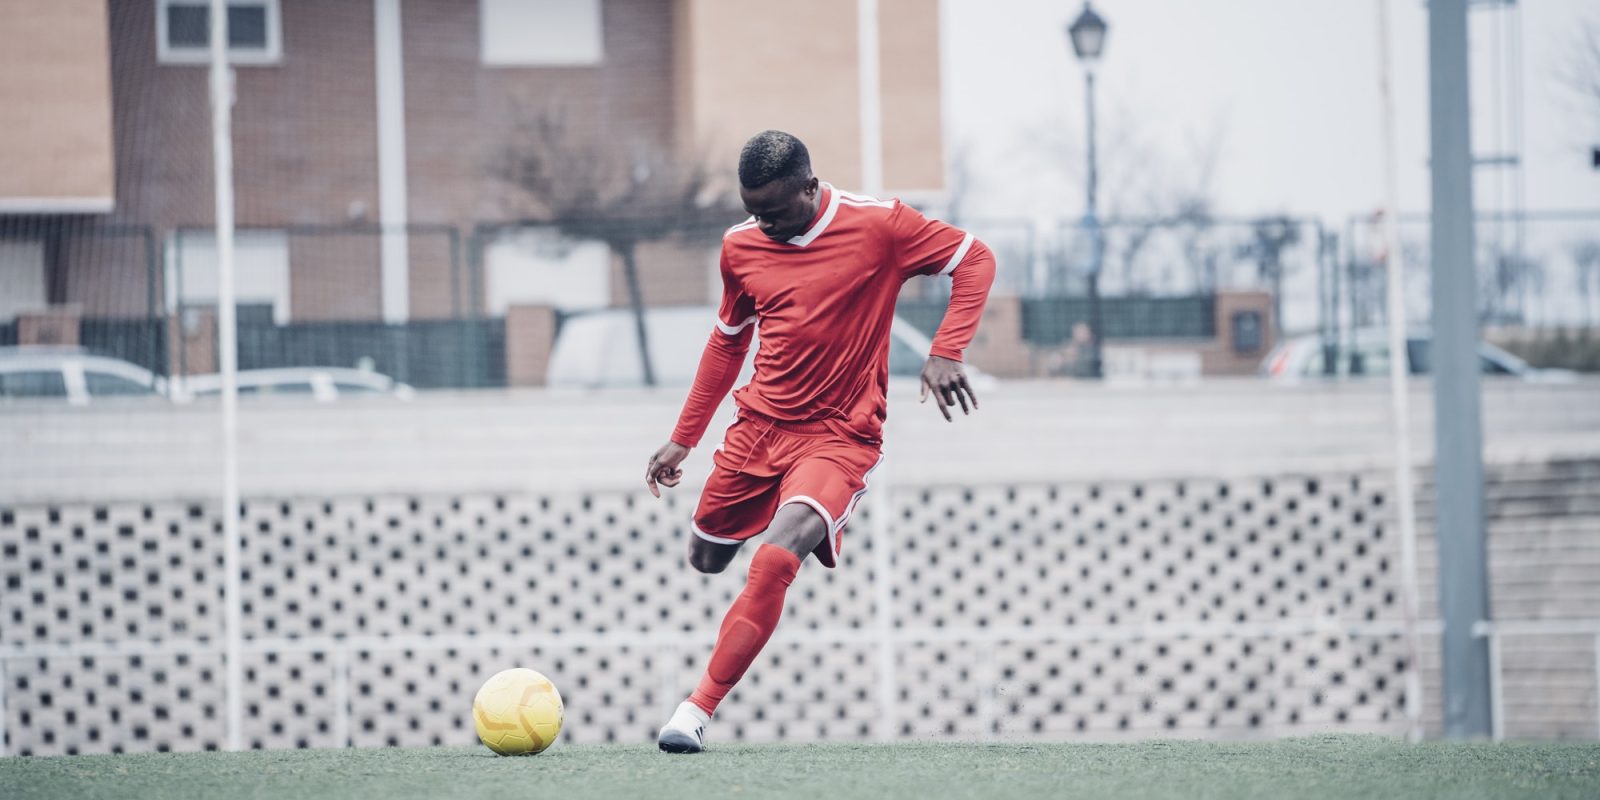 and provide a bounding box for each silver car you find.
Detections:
[1260,329,1577,383]
[0,347,167,405]
[545,306,999,391]
[174,367,415,403]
